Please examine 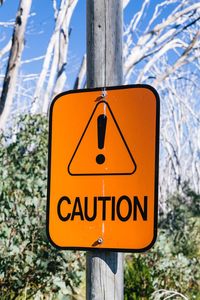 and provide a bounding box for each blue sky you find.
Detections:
[0,0,175,88]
